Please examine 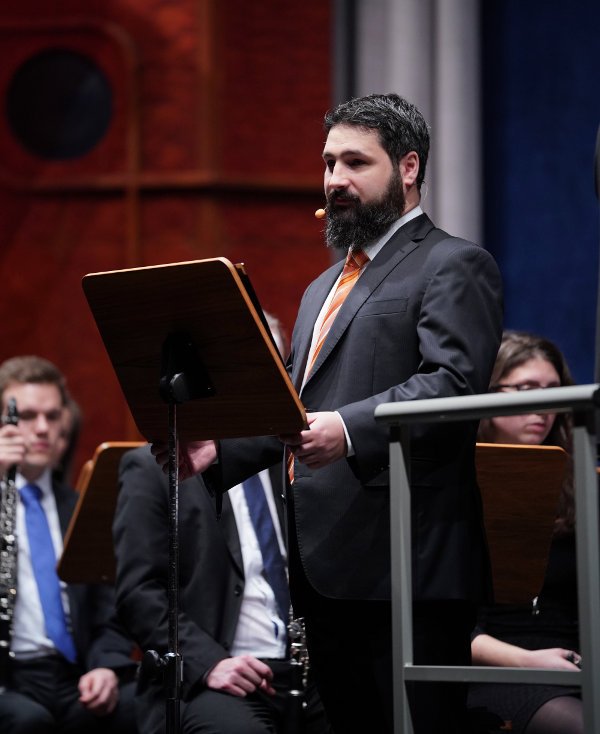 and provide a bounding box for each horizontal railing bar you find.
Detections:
[375,384,600,425]
[402,665,581,685]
